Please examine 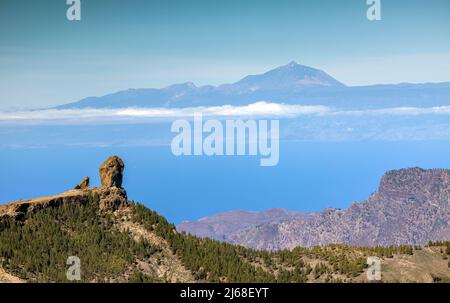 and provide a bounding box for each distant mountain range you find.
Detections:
[177,208,308,241]
[58,62,450,109]
[178,167,450,250]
